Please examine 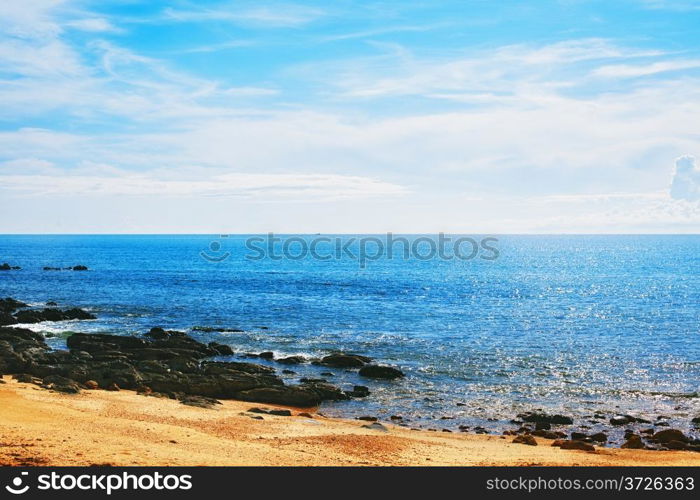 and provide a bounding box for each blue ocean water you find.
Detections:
[1,235,698,440]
